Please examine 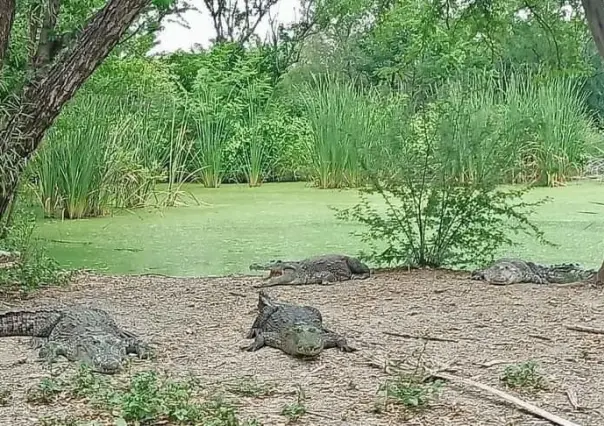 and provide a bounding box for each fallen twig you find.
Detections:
[432,371,581,426]
[383,331,458,343]
[565,324,604,335]
[479,359,511,368]
[529,334,552,341]
[565,389,581,411]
